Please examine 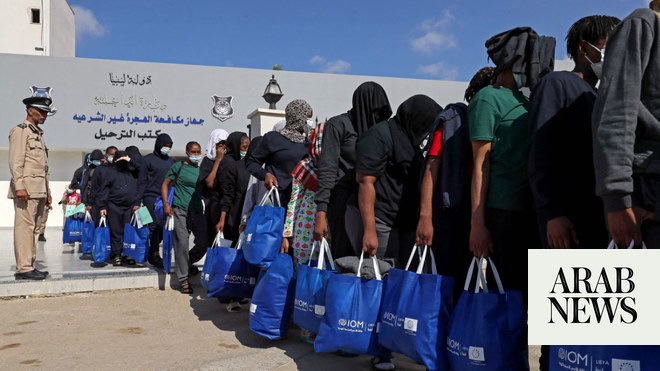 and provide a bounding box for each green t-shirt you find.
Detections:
[166,162,203,212]
[468,85,530,211]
